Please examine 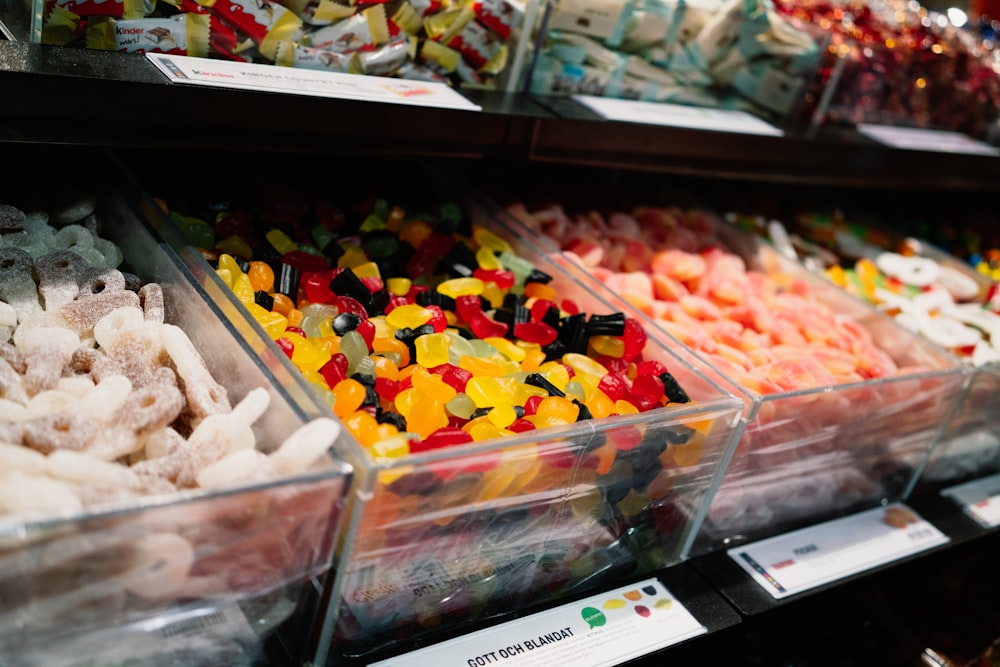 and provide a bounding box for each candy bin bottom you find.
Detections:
[321,401,736,661]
